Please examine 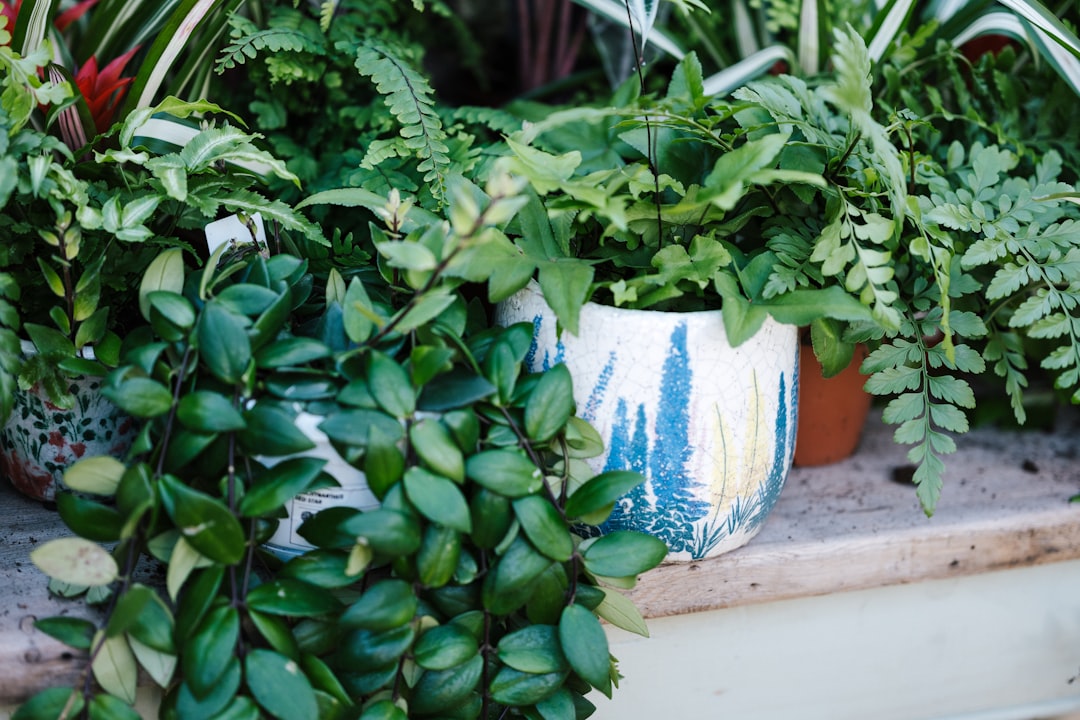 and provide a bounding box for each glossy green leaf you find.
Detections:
[337,625,415,673]
[105,584,155,639]
[404,467,471,532]
[465,449,544,497]
[469,489,513,549]
[564,471,645,522]
[240,457,328,518]
[278,550,356,589]
[318,409,404,446]
[482,537,553,614]
[216,284,282,316]
[56,493,123,542]
[184,606,240,699]
[368,351,416,418]
[416,524,462,588]
[255,337,332,368]
[88,691,143,720]
[11,687,85,720]
[408,655,484,716]
[249,609,301,660]
[177,391,246,432]
[484,339,518,404]
[31,537,118,586]
[342,278,376,344]
[364,424,405,499]
[489,667,566,707]
[582,531,668,578]
[559,604,611,697]
[339,579,418,631]
[410,345,455,387]
[198,301,252,384]
[497,625,568,674]
[34,617,95,651]
[147,290,196,331]
[128,636,177,689]
[417,368,496,411]
[102,376,173,418]
[174,658,242,718]
[159,475,245,565]
[239,403,318,456]
[410,418,465,482]
[246,579,343,617]
[595,586,650,638]
[524,363,574,442]
[126,589,177,654]
[330,508,422,556]
[358,699,407,720]
[414,624,479,671]
[62,455,126,496]
[245,648,319,720]
[513,495,573,562]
